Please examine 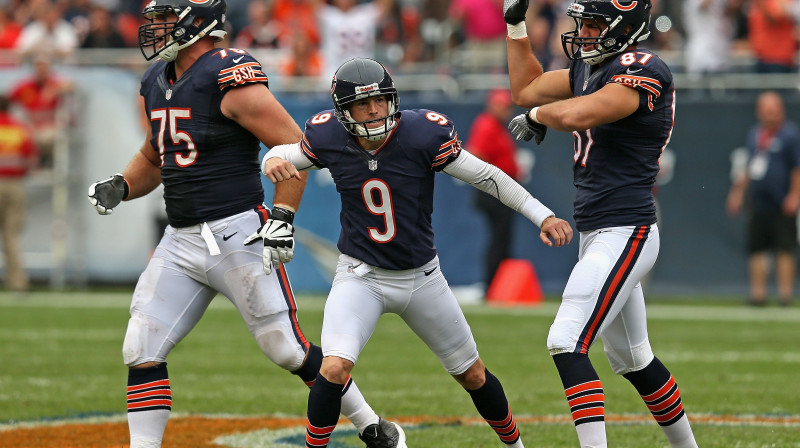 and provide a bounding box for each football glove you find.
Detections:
[509,111,547,144]
[503,0,529,25]
[88,173,128,215]
[243,207,296,275]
